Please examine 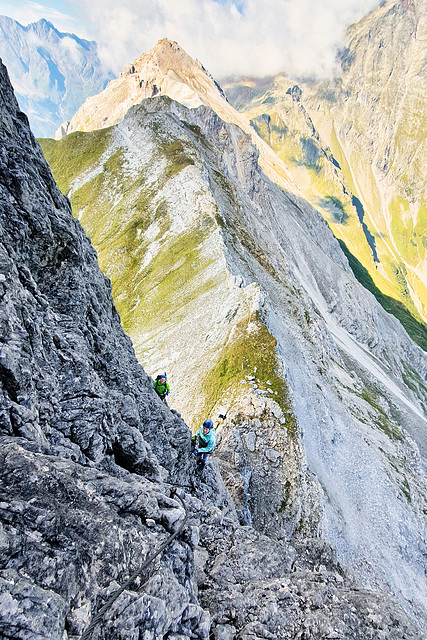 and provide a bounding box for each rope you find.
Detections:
[80,492,189,640]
